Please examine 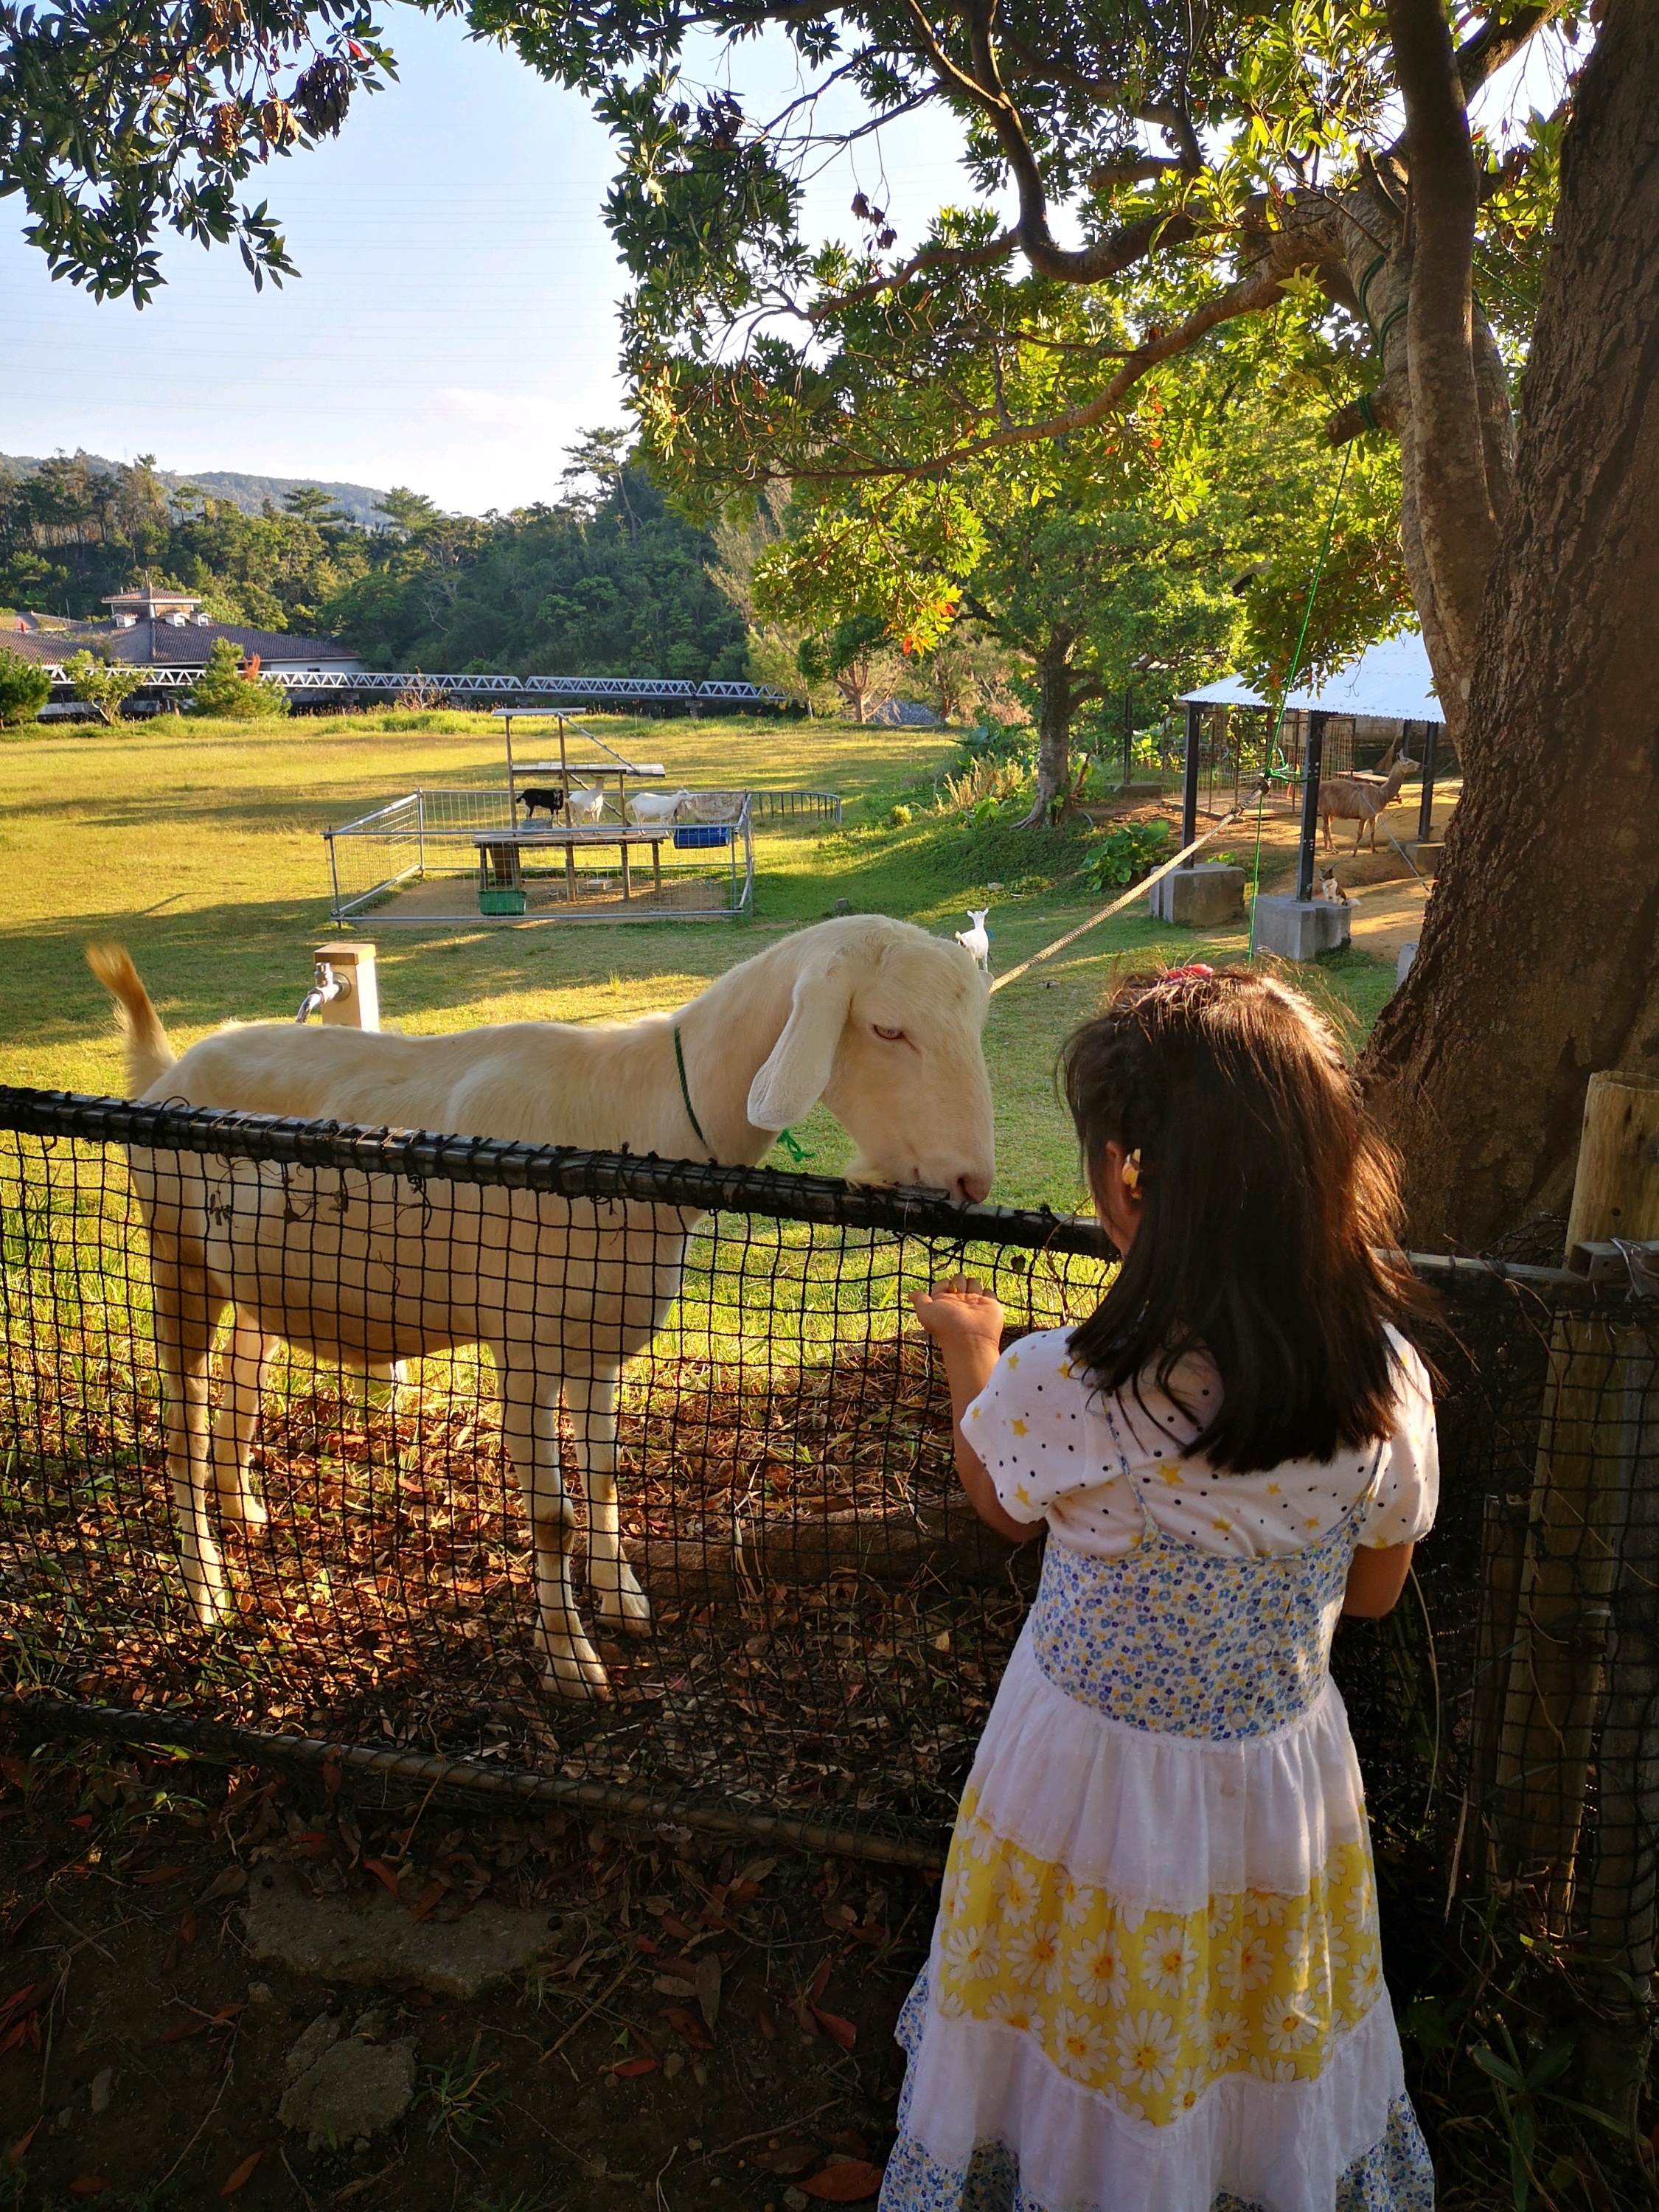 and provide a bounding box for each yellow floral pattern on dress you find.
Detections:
[934,1787,1381,2128]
